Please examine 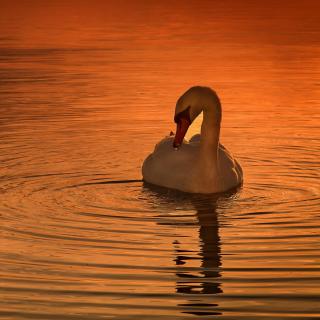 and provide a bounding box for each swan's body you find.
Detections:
[142,86,243,194]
